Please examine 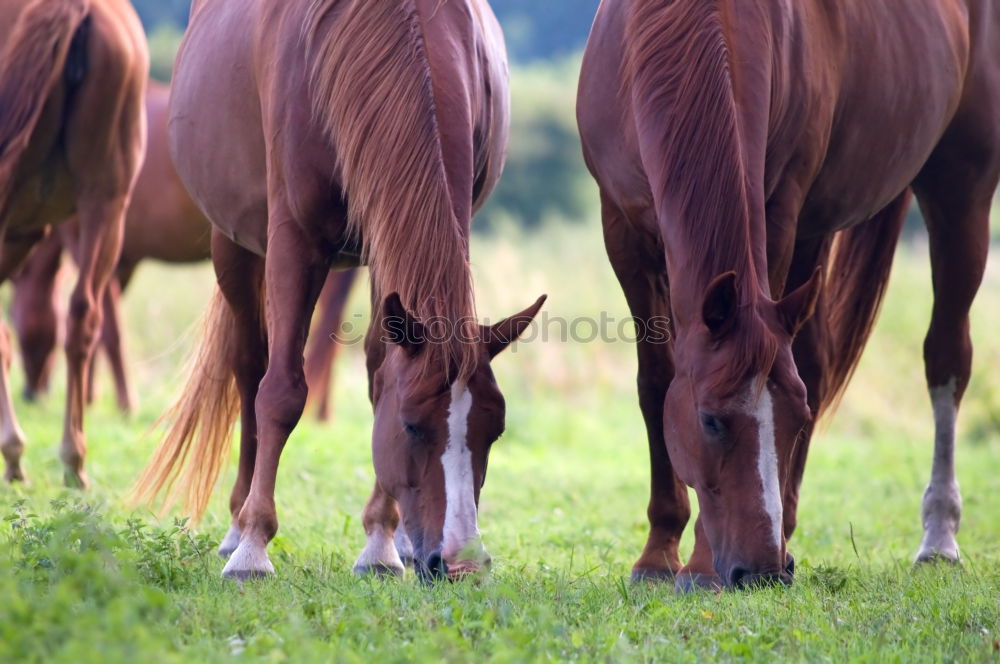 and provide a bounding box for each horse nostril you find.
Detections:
[416,552,448,585]
[728,566,749,588]
[785,553,796,577]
